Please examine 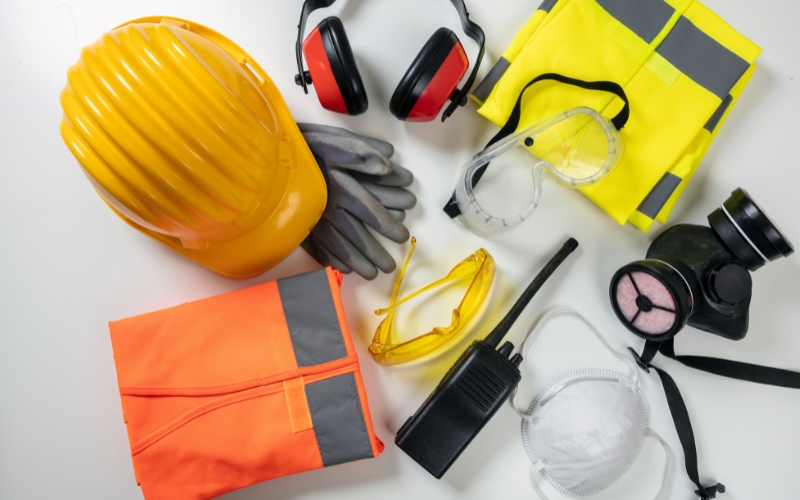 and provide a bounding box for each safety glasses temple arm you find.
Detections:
[442,0,486,122]
[295,0,338,92]
[377,272,479,314]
